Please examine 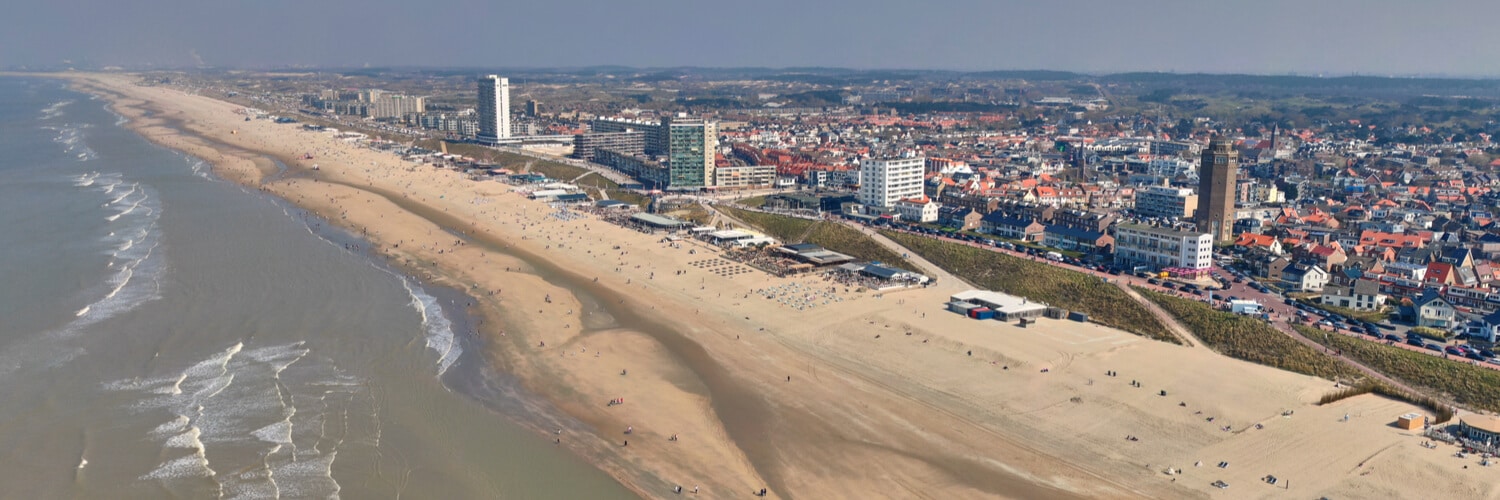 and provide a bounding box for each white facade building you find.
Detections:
[1134,185,1197,220]
[858,157,925,208]
[477,75,510,141]
[1113,224,1213,271]
[893,197,940,223]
